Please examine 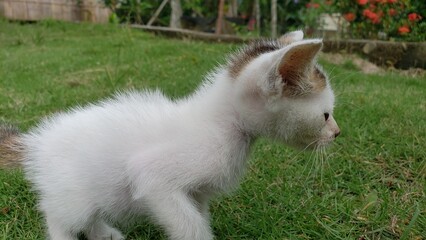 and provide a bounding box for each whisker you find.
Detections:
[321,146,327,184]
[326,145,341,176]
[318,147,323,182]
[287,139,319,165]
[306,143,321,179]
